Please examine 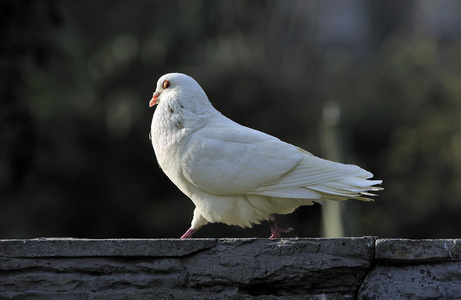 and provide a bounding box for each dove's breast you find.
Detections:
[150,106,189,187]
[151,102,214,197]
